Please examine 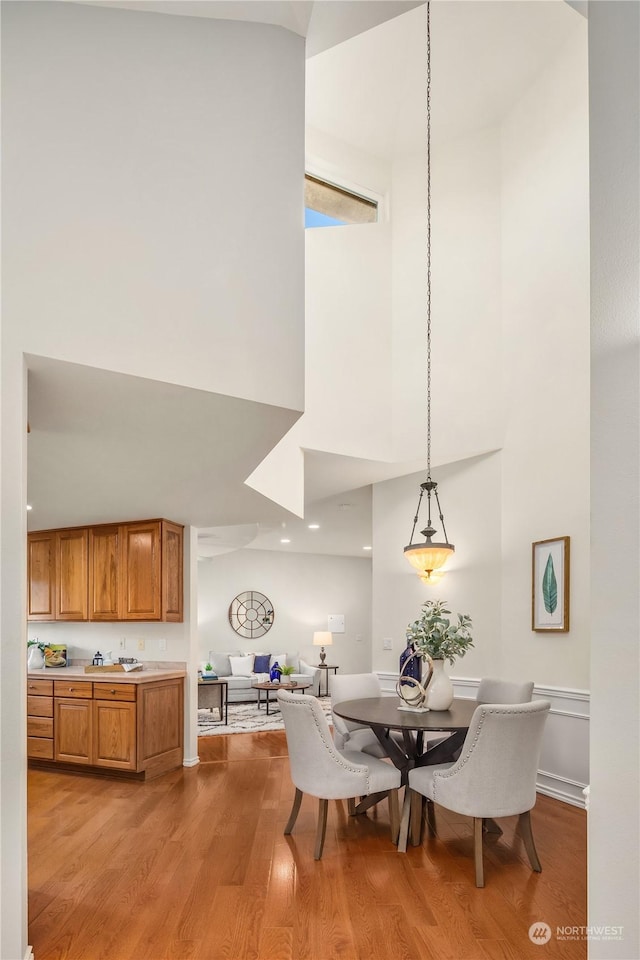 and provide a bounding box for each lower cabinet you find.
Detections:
[29,676,183,779]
